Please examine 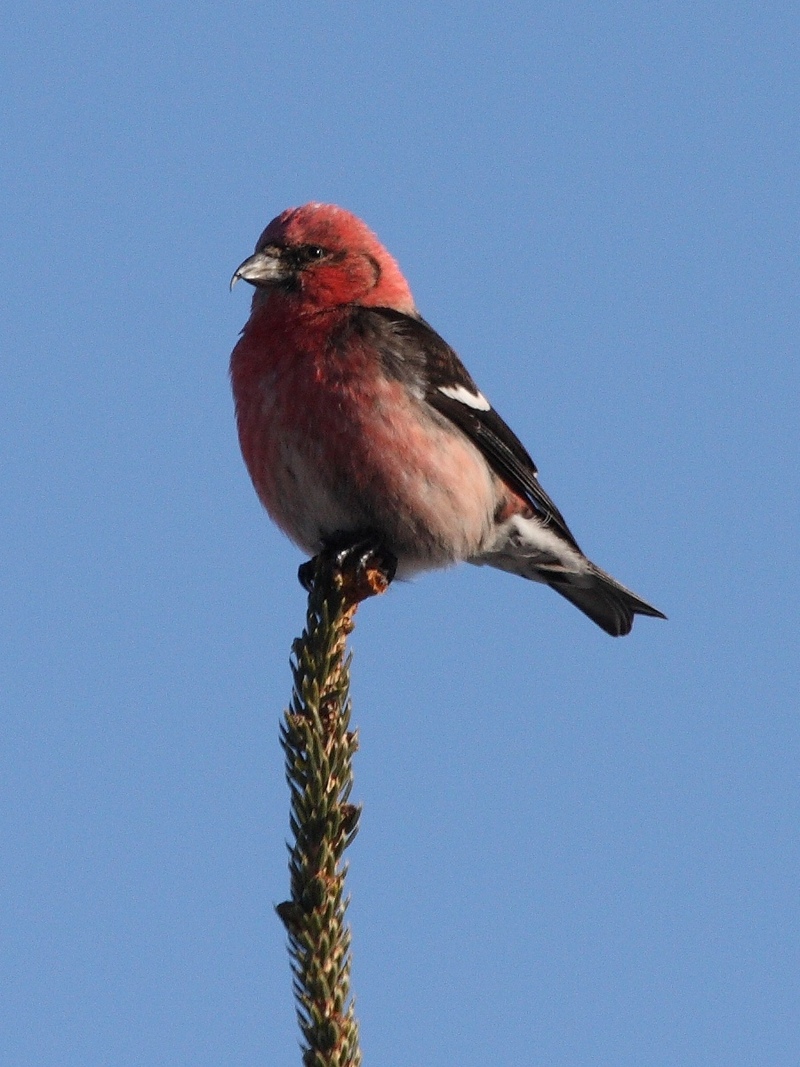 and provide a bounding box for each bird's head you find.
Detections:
[231,203,416,314]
